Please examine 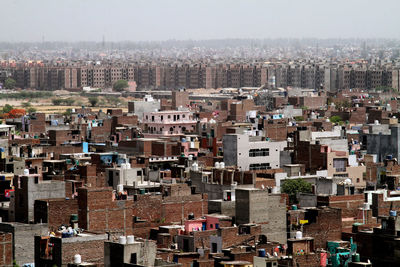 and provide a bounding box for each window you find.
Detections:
[249,148,269,157]
[249,163,270,170]
[333,158,347,172]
